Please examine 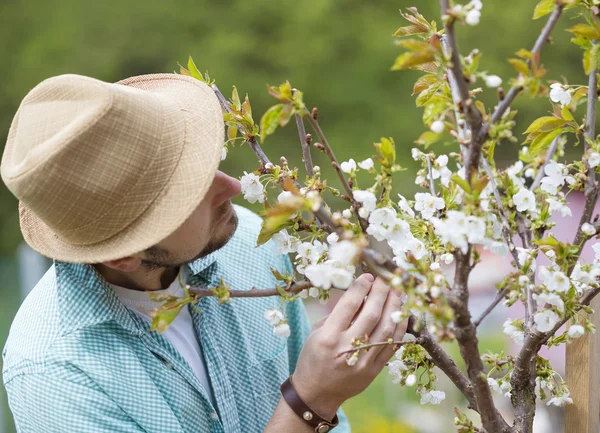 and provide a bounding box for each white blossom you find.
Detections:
[405,374,417,387]
[273,322,291,337]
[358,158,374,170]
[540,161,569,195]
[346,351,359,366]
[264,308,284,325]
[272,229,299,254]
[358,207,369,219]
[485,75,502,88]
[503,319,525,345]
[488,378,502,394]
[546,391,573,407]
[327,232,339,245]
[512,188,536,213]
[305,261,355,290]
[240,171,265,204]
[387,359,407,384]
[516,247,537,271]
[397,194,415,217]
[277,190,295,205]
[582,222,596,236]
[539,267,570,293]
[420,390,446,405]
[440,253,454,264]
[534,310,560,333]
[465,8,481,25]
[221,147,227,160]
[353,190,377,213]
[411,148,421,161]
[430,120,445,134]
[341,158,357,173]
[518,275,530,286]
[328,240,360,266]
[533,292,564,313]
[549,83,572,106]
[588,152,600,168]
[546,198,572,217]
[414,192,445,220]
[568,324,585,339]
[342,209,353,219]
